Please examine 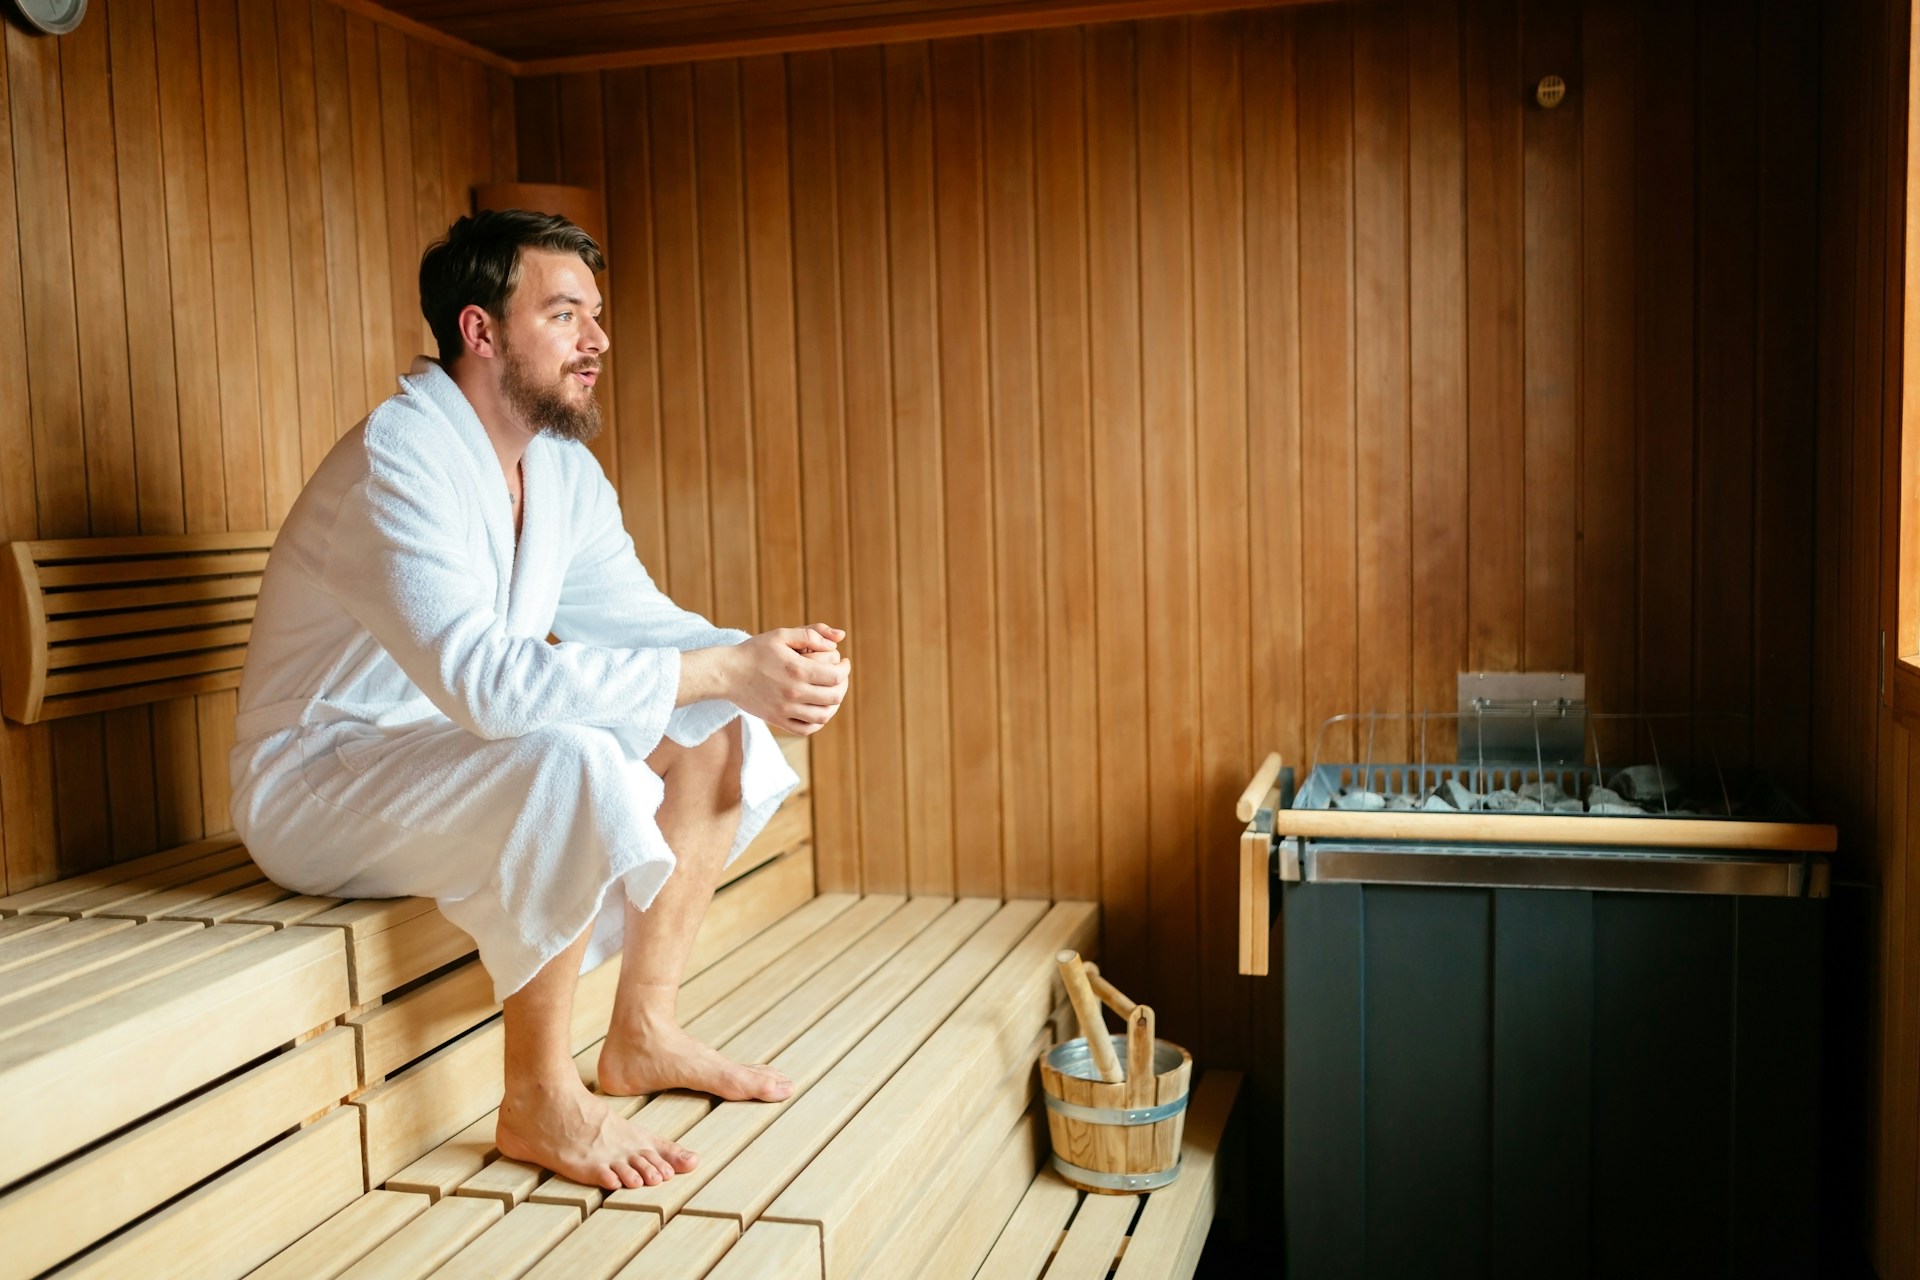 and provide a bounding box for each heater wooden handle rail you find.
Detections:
[1235,756,1282,978]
